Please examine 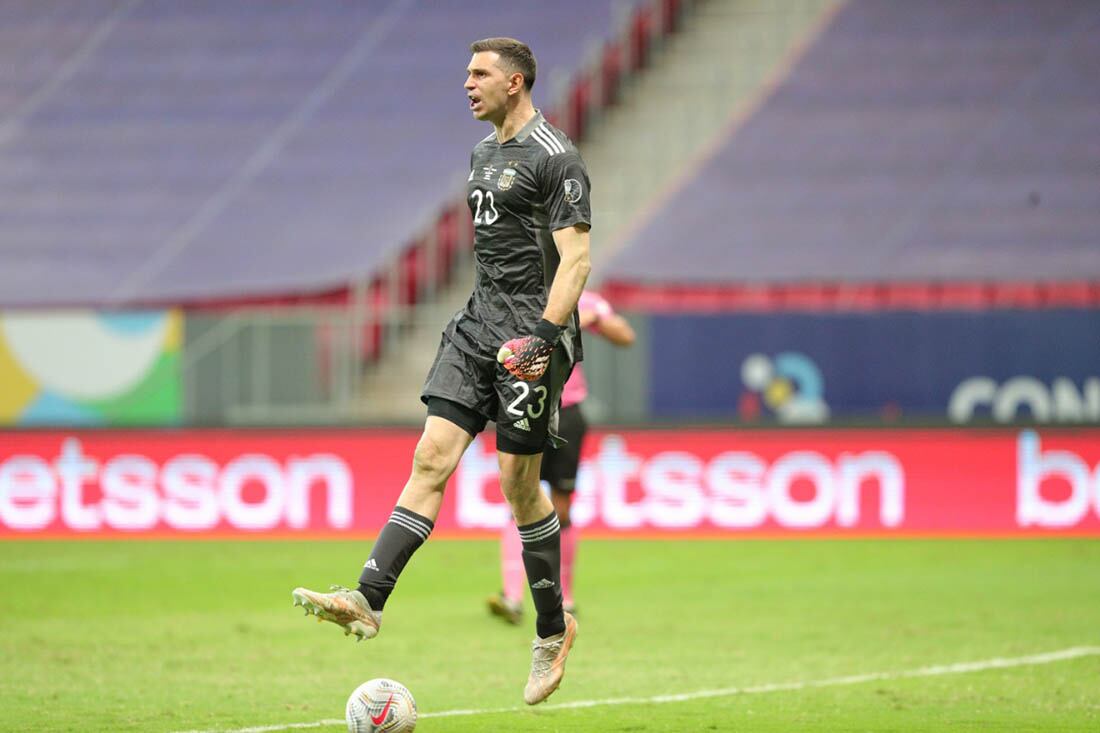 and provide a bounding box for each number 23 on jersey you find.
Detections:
[470,189,499,226]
